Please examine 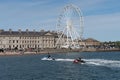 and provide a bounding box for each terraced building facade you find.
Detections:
[0,29,57,50]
